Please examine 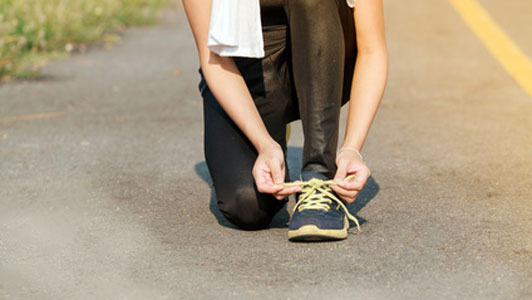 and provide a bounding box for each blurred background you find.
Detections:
[0,0,169,81]
[0,0,531,299]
